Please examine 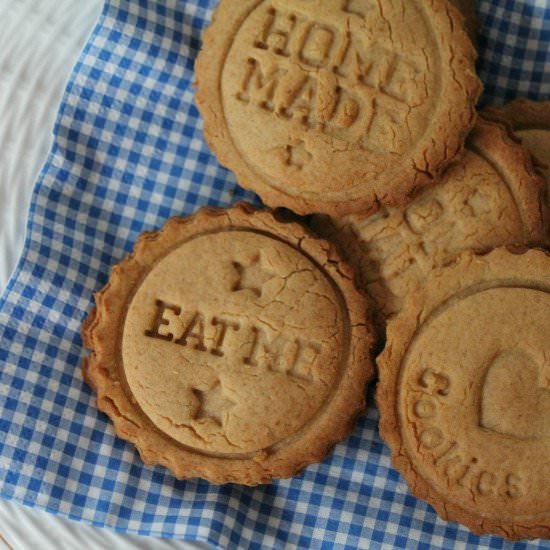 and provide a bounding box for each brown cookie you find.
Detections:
[311,117,548,326]
[484,99,550,209]
[195,0,481,216]
[450,0,479,41]
[377,247,550,540]
[82,203,374,485]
